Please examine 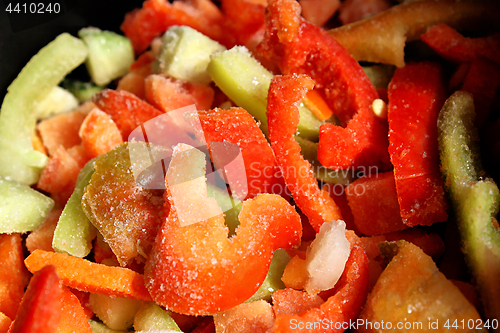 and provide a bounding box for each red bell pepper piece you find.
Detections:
[258,0,390,170]
[220,0,266,46]
[267,74,342,232]
[272,244,369,333]
[93,89,163,140]
[93,89,196,149]
[421,23,500,64]
[121,0,228,56]
[388,62,448,227]
[346,171,408,236]
[145,144,302,315]
[461,58,500,129]
[9,266,63,333]
[190,107,286,200]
